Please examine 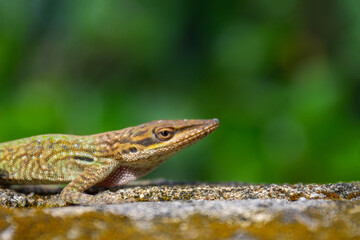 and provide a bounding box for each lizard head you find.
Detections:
[108,119,219,167]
